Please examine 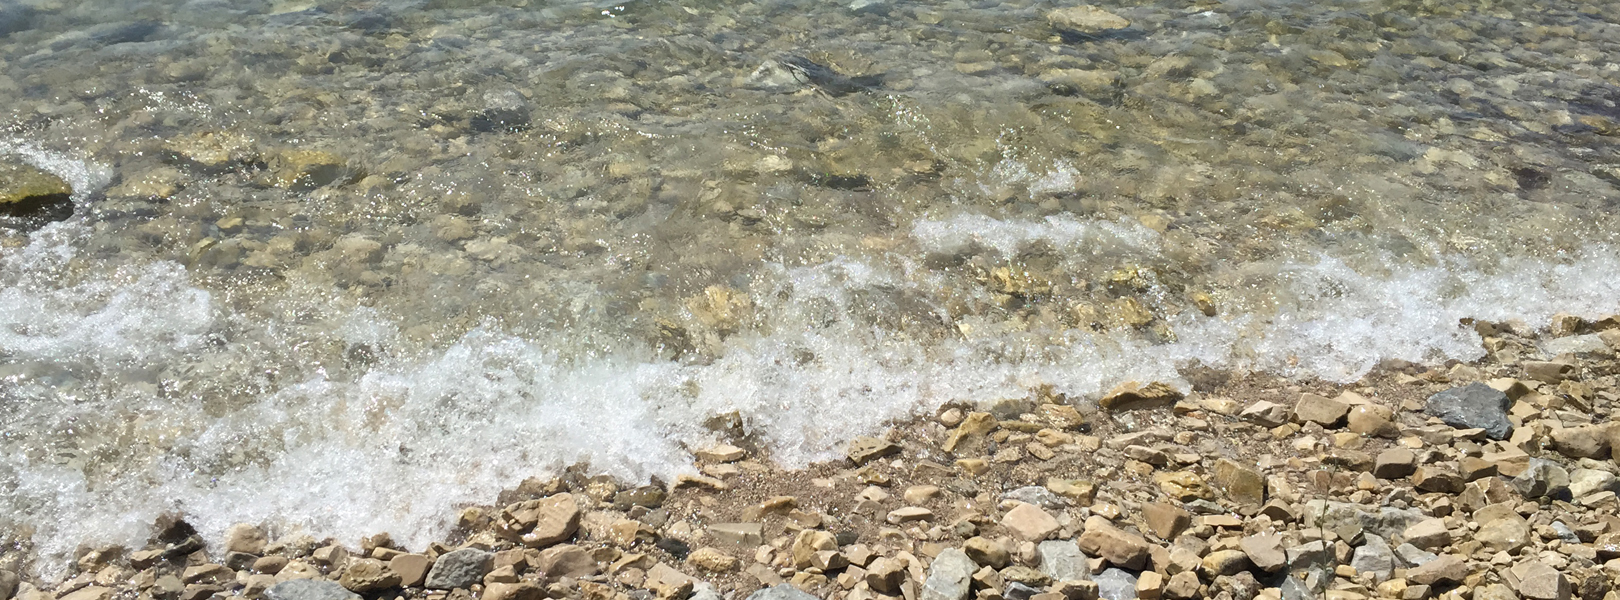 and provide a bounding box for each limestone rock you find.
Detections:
[1002,503,1060,541]
[484,583,544,600]
[964,537,1011,569]
[1036,541,1085,583]
[1142,502,1190,540]
[1425,383,1513,440]
[848,436,900,464]
[1522,361,1576,383]
[1240,401,1291,427]
[1372,449,1417,479]
[1569,469,1618,498]
[687,548,737,572]
[1402,518,1450,550]
[339,559,400,592]
[1239,534,1286,572]
[1549,425,1612,460]
[1200,549,1250,576]
[1092,568,1138,600]
[921,549,977,600]
[645,563,695,600]
[388,555,432,588]
[866,557,907,594]
[1349,535,1395,582]
[265,580,360,600]
[1293,393,1349,426]
[707,523,763,547]
[1412,466,1465,494]
[0,160,72,226]
[791,530,837,569]
[425,548,494,590]
[1475,517,1529,553]
[1511,560,1569,600]
[1346,405,1398,438]
[1154,471,1213,501]
[747,585,817,600]
[694,445,746,463]
[57,588,112,600]
[1098,381,1182,412]
[1211,459,1265,506]
[1405,554,1466,586]
[943,412,998,453]
[500,494,580,548]
[1046,5,1130,32]
[224,524,269,555]
[1077,516,1150,570]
